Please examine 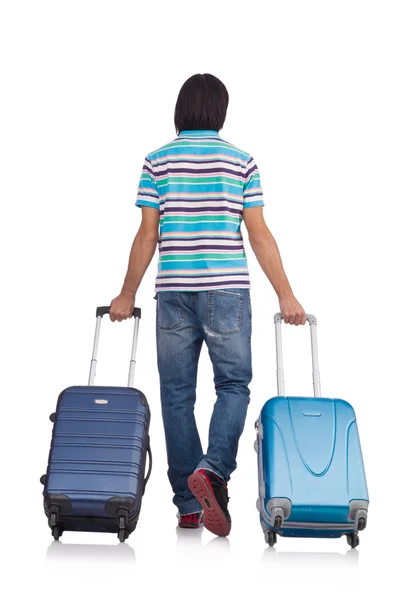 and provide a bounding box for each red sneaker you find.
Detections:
[178,512,203,529]
[188,469,231,537]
